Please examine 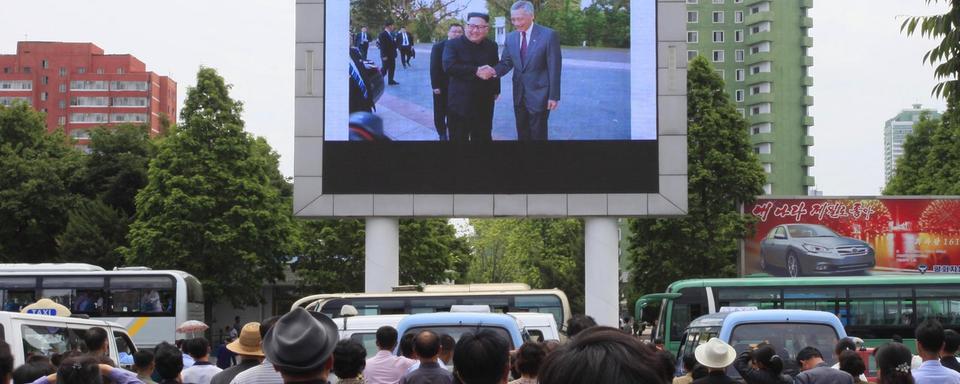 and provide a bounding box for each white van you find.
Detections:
[508,312,560,342]
[332,314,407,357]
[0,311,137,368]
